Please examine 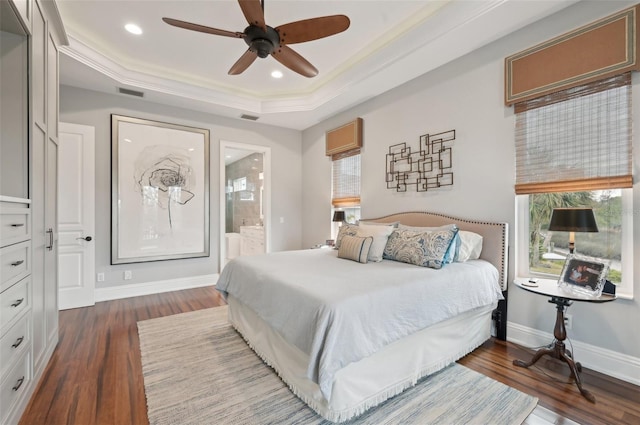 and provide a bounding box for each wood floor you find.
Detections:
[19,286,639,425]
